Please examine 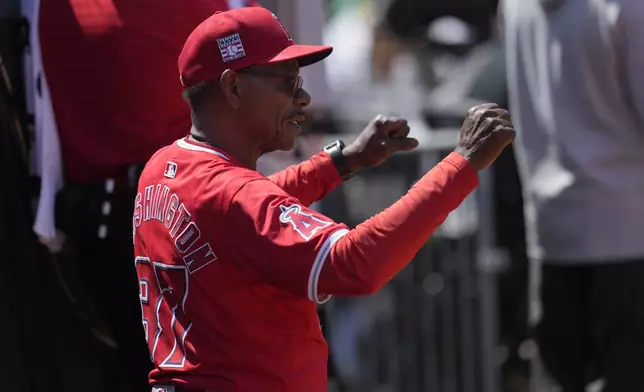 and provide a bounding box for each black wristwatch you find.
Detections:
[323,140,354,181]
